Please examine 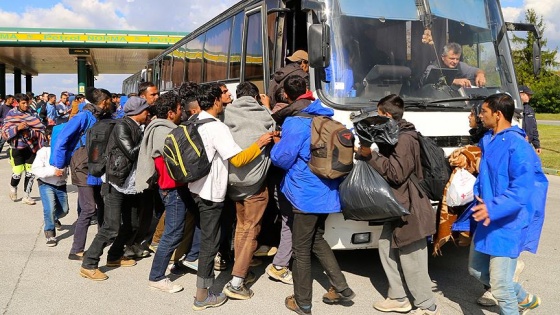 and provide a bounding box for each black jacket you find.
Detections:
[106,116,143,187]
[522,103,540,149]
[267,63,309,107]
